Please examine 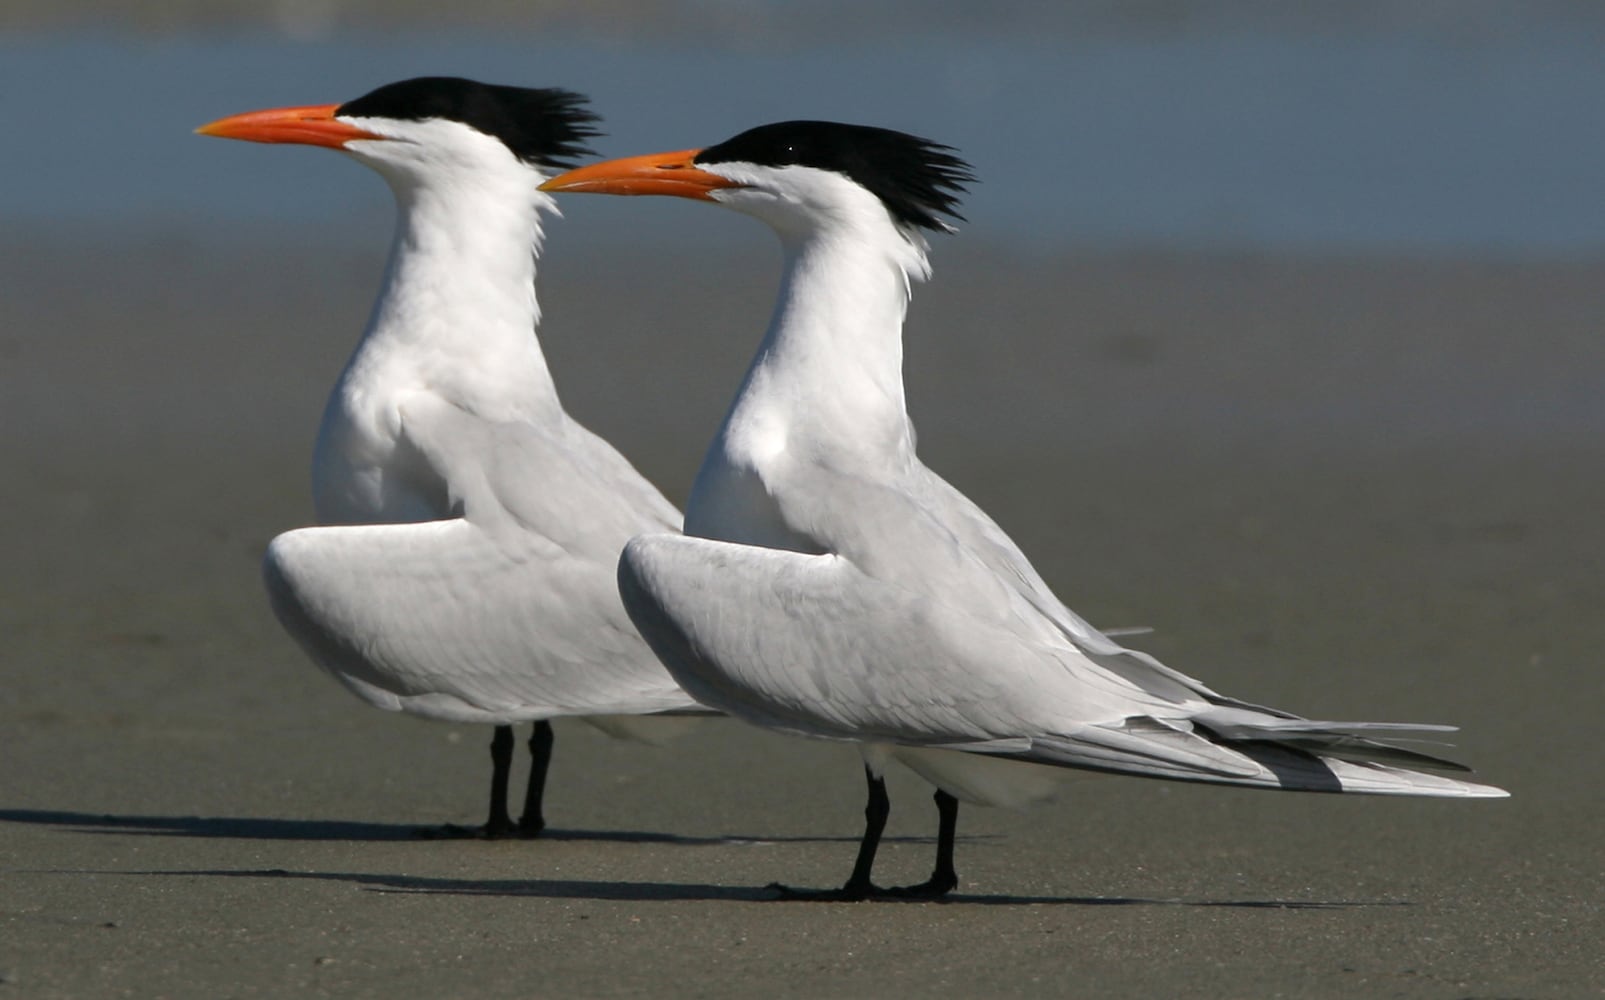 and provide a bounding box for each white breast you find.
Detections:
[310,367,447,525]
